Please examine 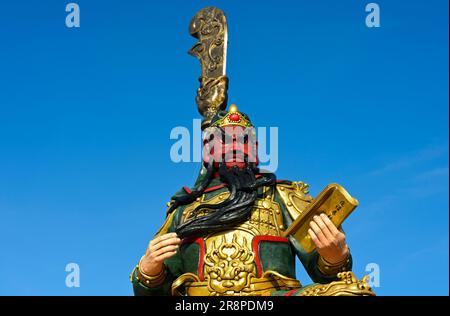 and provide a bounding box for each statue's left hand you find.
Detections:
[308,213,349,264]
